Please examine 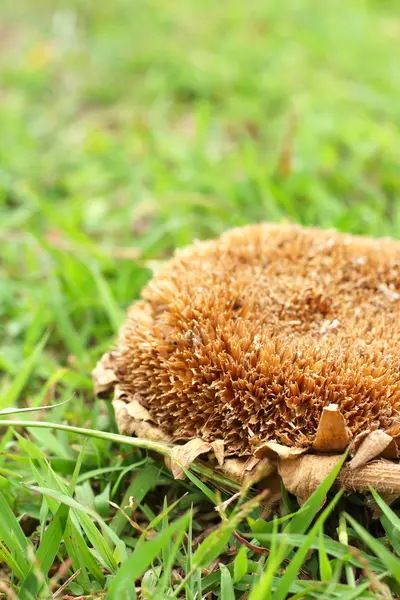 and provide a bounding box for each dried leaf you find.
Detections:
[381,440,399,459]
[112,399,137,436]
[211,439,225,467]
[279,454,342,505]
[221,458,248,482]
[232,530,269,556]
[254,441,308,460]
[170,438,211,480]
[312,404,350,452]
[246,457,276,479]
[112,398,171,442]
[348,430,395,470]
[244,457,261,472]
[125,398,154,422]
[348,430,370,456]
[340,459,400,496]
[92,352,118,397]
